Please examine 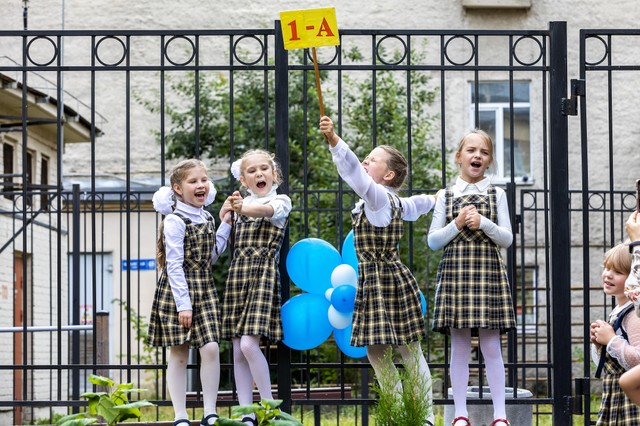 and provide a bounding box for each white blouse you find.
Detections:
[241,186,292,229]
[591,300,640,371]
[427,176,512,250]
[329,138,436,226]
[164,200,231,312]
